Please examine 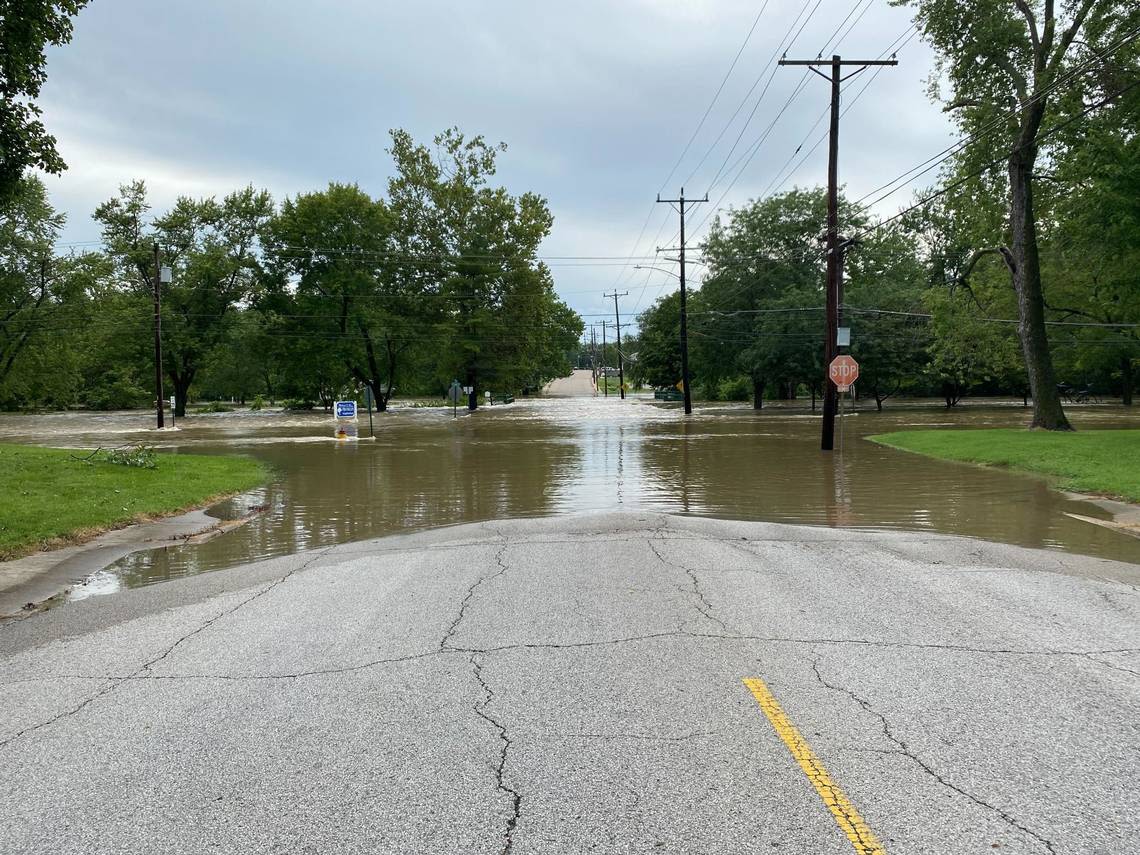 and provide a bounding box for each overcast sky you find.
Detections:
[40,0,955,327]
